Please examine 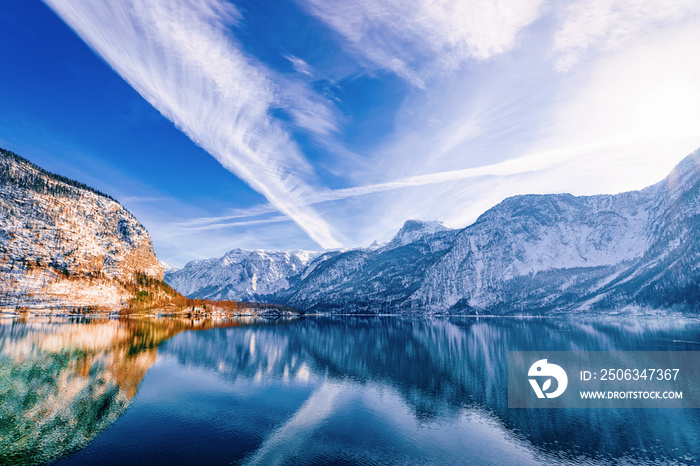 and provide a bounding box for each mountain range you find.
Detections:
[166,149,700,315]
[2,144,698,314]
[164,249,318,302]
